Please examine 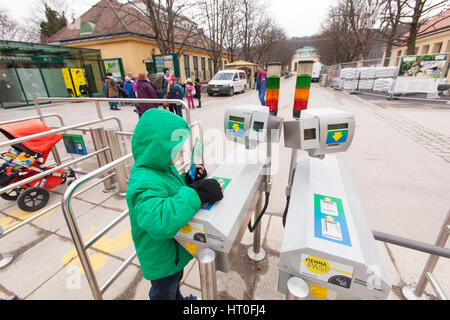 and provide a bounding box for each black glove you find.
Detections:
[188,179,223,203]
[185,166,207,185]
